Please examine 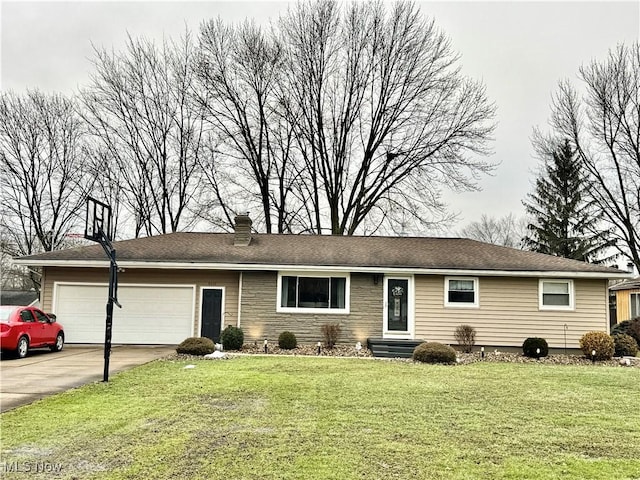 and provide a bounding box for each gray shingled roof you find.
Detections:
[15,232,625,276]
[0,290,39,306]
[610,278,640,291]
